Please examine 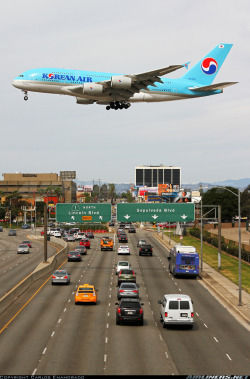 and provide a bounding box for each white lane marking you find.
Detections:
[107,312,110,317]
[165,352,169,359]
[108,303,110,307]
[159,334,162,341]
[32,369,37,375]
[58,319,61,323]
[179,288,182,292]
[107,323,109,328]
[51,331,55,337]
[68,299,71,302]
[226,354,232,361]
[42,348,47,355]
[204,323,208,328]
[105,337,108,344]
[64,308,67,312]
[214,337,218,343]
[196,312,199,317]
